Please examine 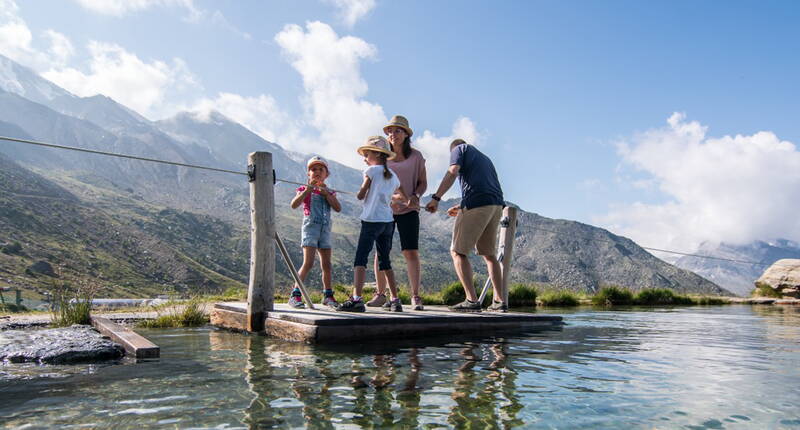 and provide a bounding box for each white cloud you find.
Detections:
[597,113,800,252]
[414,116,482,198]
[42,41,201,119]
[0,0,74,69]
[71,0,250,39]
[324,0,376,27]
[190,92,295,143]
[275,21,386,166]
[71,0,195,17]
